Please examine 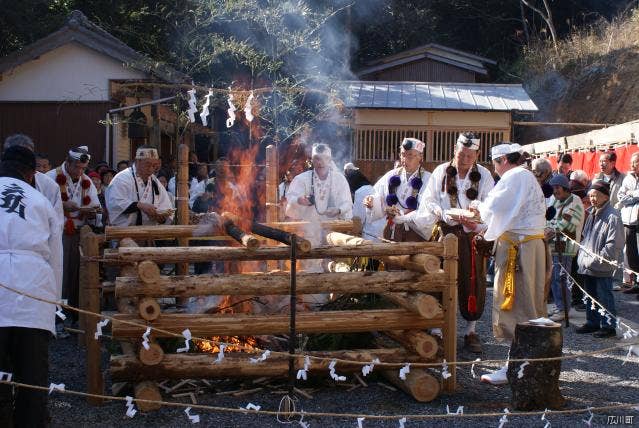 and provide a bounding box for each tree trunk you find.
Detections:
[137,261,161,284]
[384,330,439,360]
[138,342,165,366]
[381,292,443,319]
[134,381,162,412]
[138,297,161,321]
[115,270,440,298]
[381,369,440,402]
[112,309,441,338]
[508,322,565,410]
